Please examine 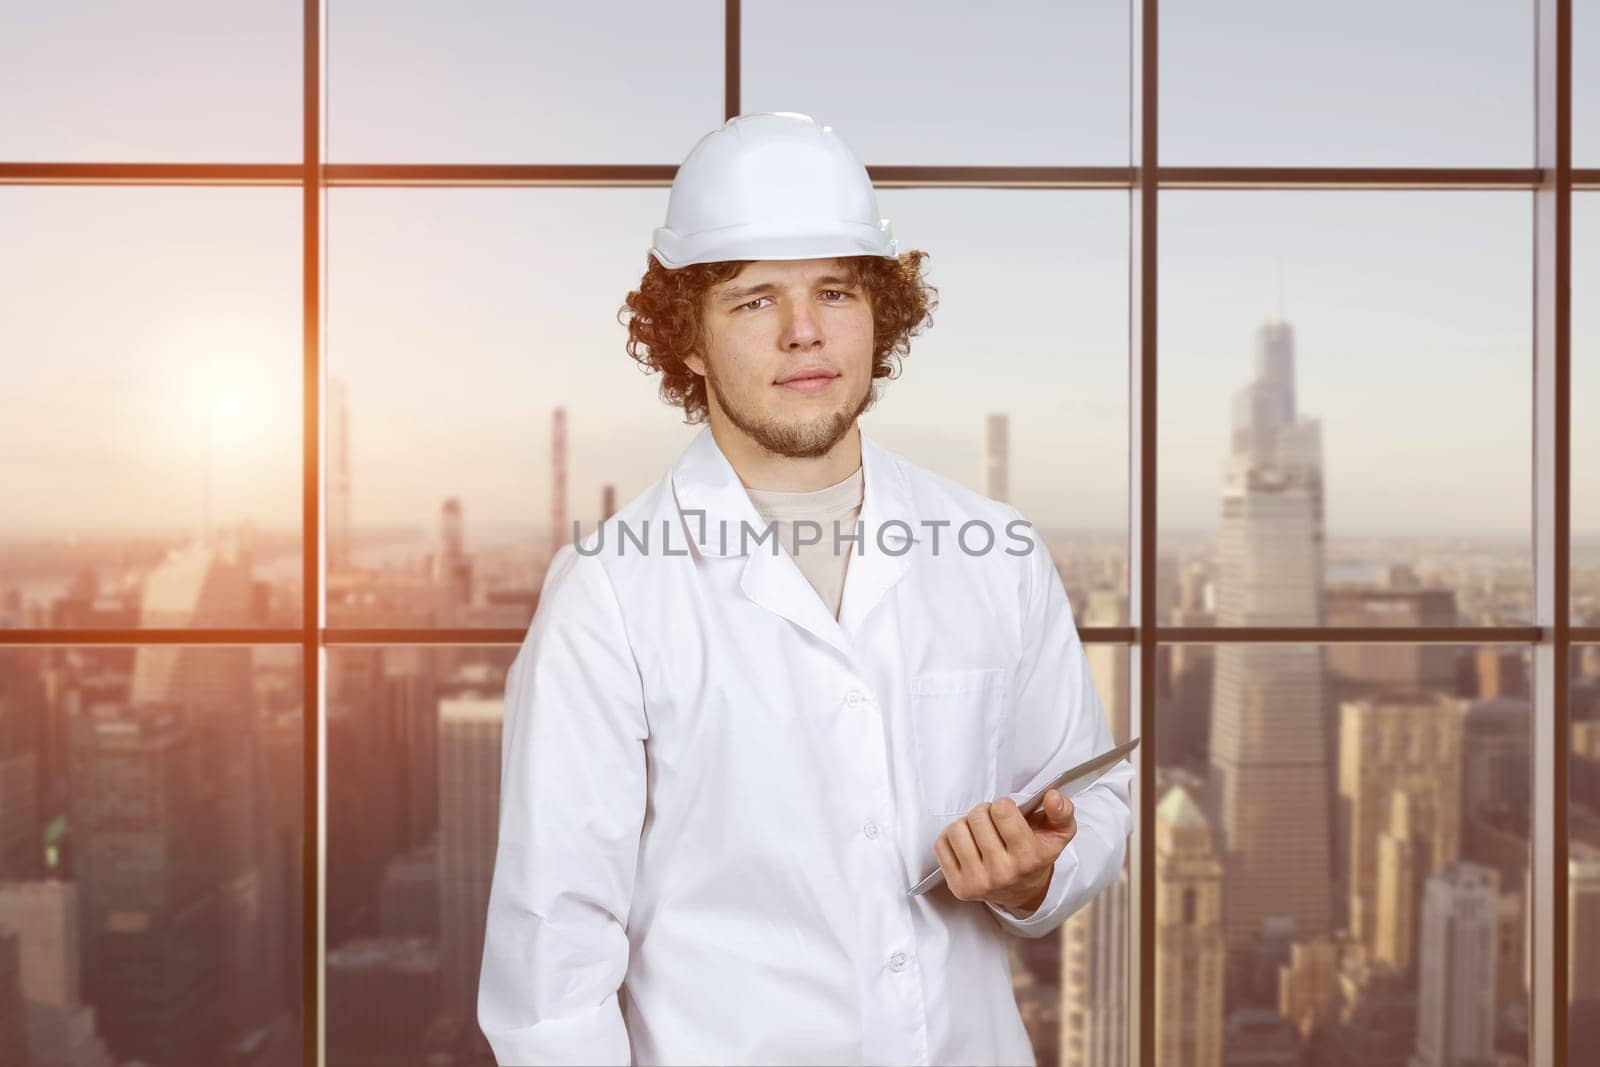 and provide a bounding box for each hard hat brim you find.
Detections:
[650,219,897,270]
